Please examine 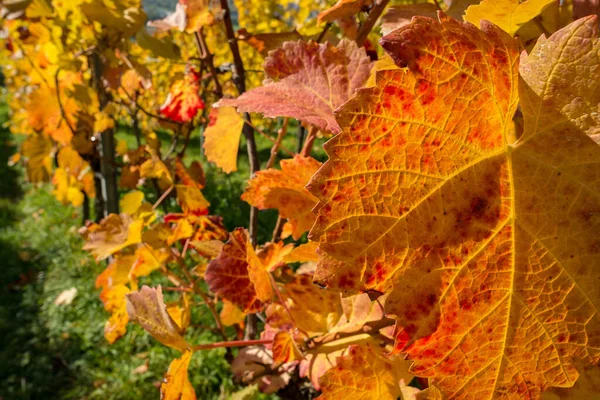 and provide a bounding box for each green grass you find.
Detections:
[0,103,280,399]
